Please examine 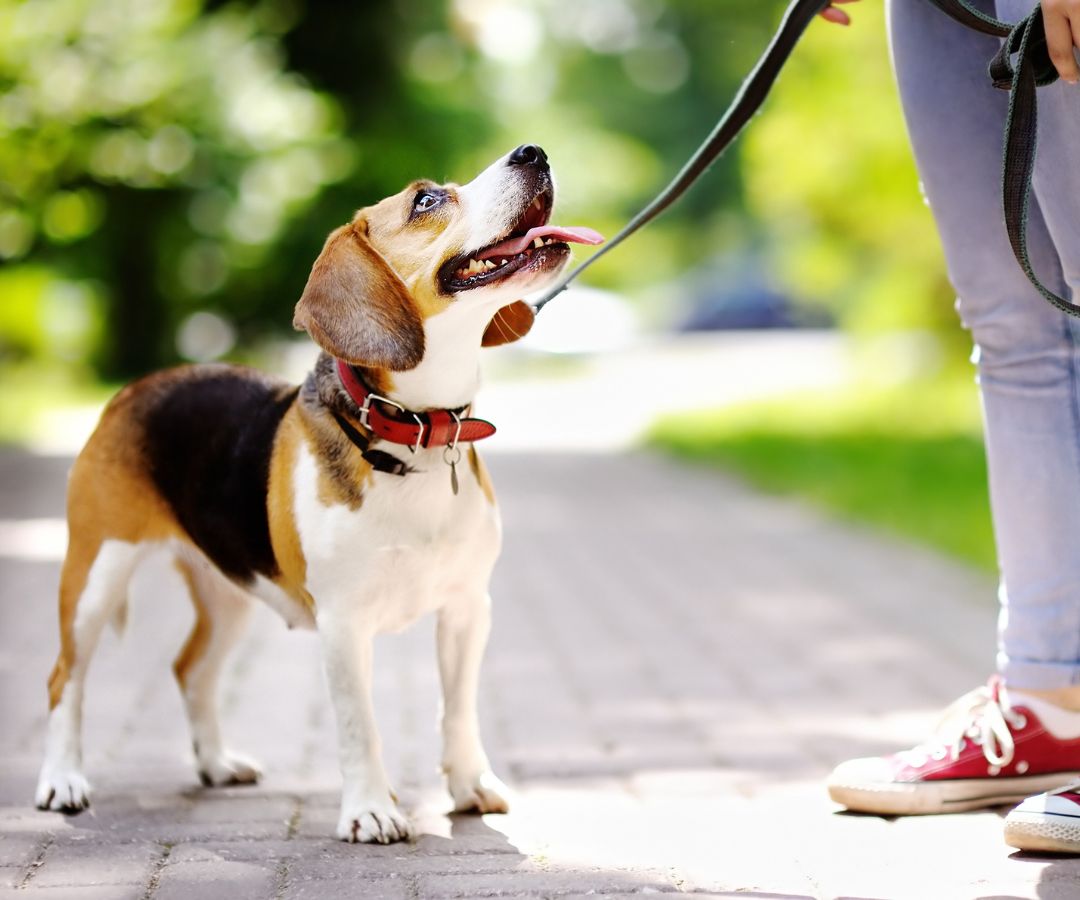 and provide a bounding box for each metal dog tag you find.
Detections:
[444,445,462,496]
